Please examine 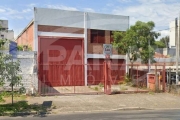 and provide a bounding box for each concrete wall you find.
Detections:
[17,51,38,93]
[3,51,38,94]
[0,20,14,41]
[0,30,14,40]
[0,20,8,29]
